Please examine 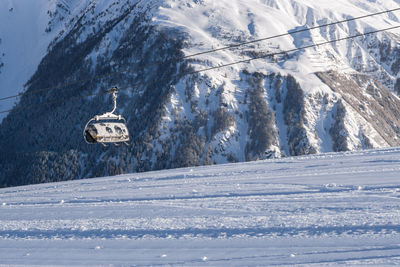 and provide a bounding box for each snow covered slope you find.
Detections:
[155,0,400,156]
[1,147,400,265]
